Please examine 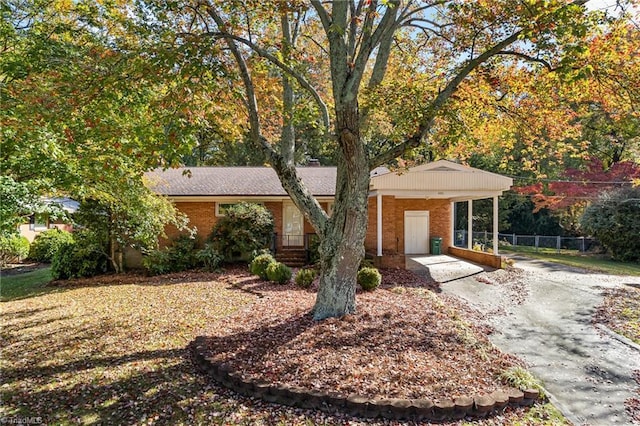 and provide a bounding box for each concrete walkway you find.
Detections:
[406,255,487,283]
[409,255,640,426]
